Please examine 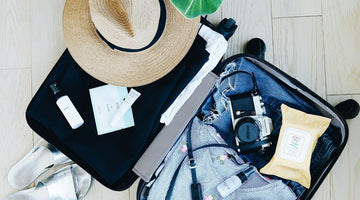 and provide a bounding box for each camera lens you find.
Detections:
[235,117,260,143]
